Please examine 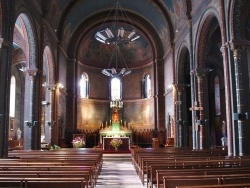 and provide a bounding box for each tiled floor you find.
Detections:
[96,153,145,188]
